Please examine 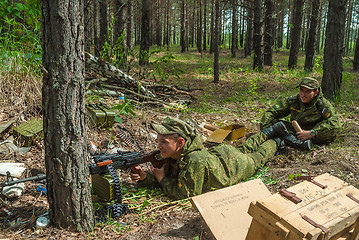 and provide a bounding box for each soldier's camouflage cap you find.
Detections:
[151,117,193,138]
[297,77,320,90]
